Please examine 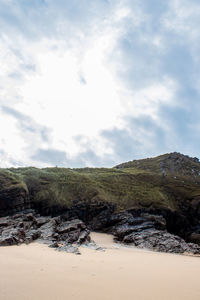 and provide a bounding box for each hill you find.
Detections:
[0,152,200,240]
[0,152,200,213]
